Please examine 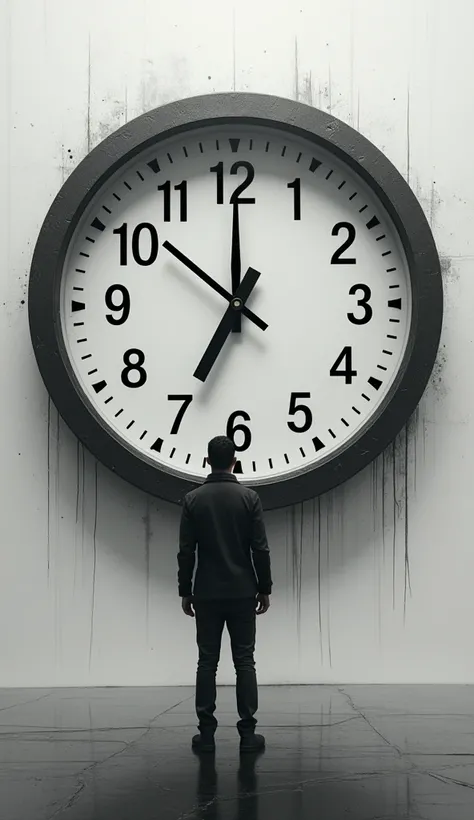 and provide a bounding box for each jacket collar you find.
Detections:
[205,472,238,483]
